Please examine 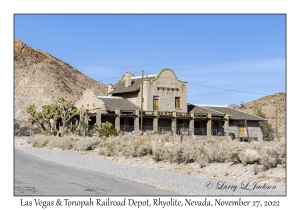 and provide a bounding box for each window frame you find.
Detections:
[175,97,181,109]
